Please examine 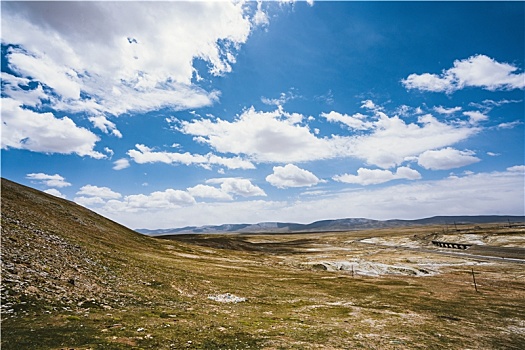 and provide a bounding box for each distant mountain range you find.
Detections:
[136,215,525,236]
